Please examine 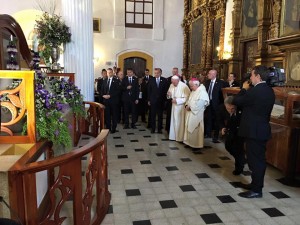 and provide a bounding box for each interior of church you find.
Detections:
[0,0,300,224]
